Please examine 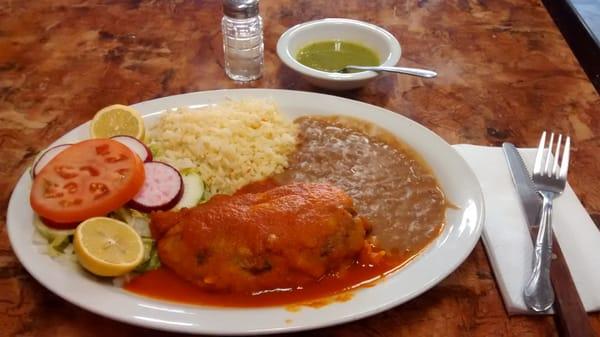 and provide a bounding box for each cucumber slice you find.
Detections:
[34,216,75,241]
[173,172,204,210]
